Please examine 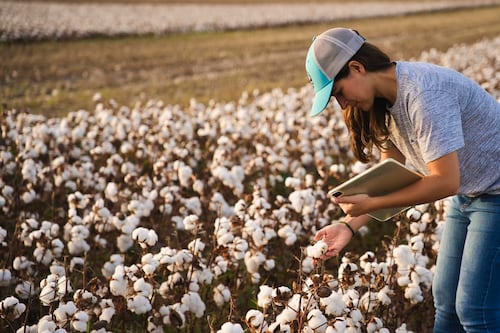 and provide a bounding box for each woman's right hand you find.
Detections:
[313,214,372,259]
[313,222,354,259]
